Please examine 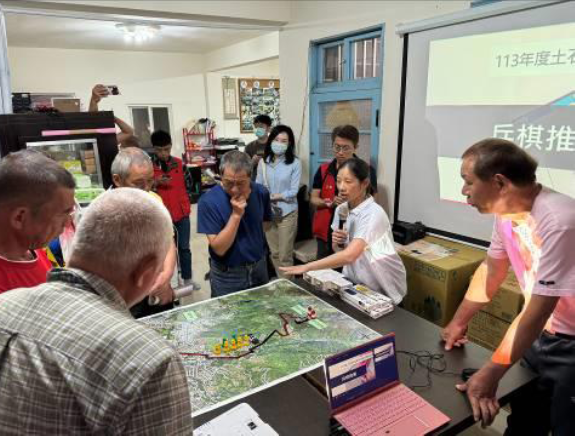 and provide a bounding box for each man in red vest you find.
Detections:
[310,125,378,259]
[151,130,200,290]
